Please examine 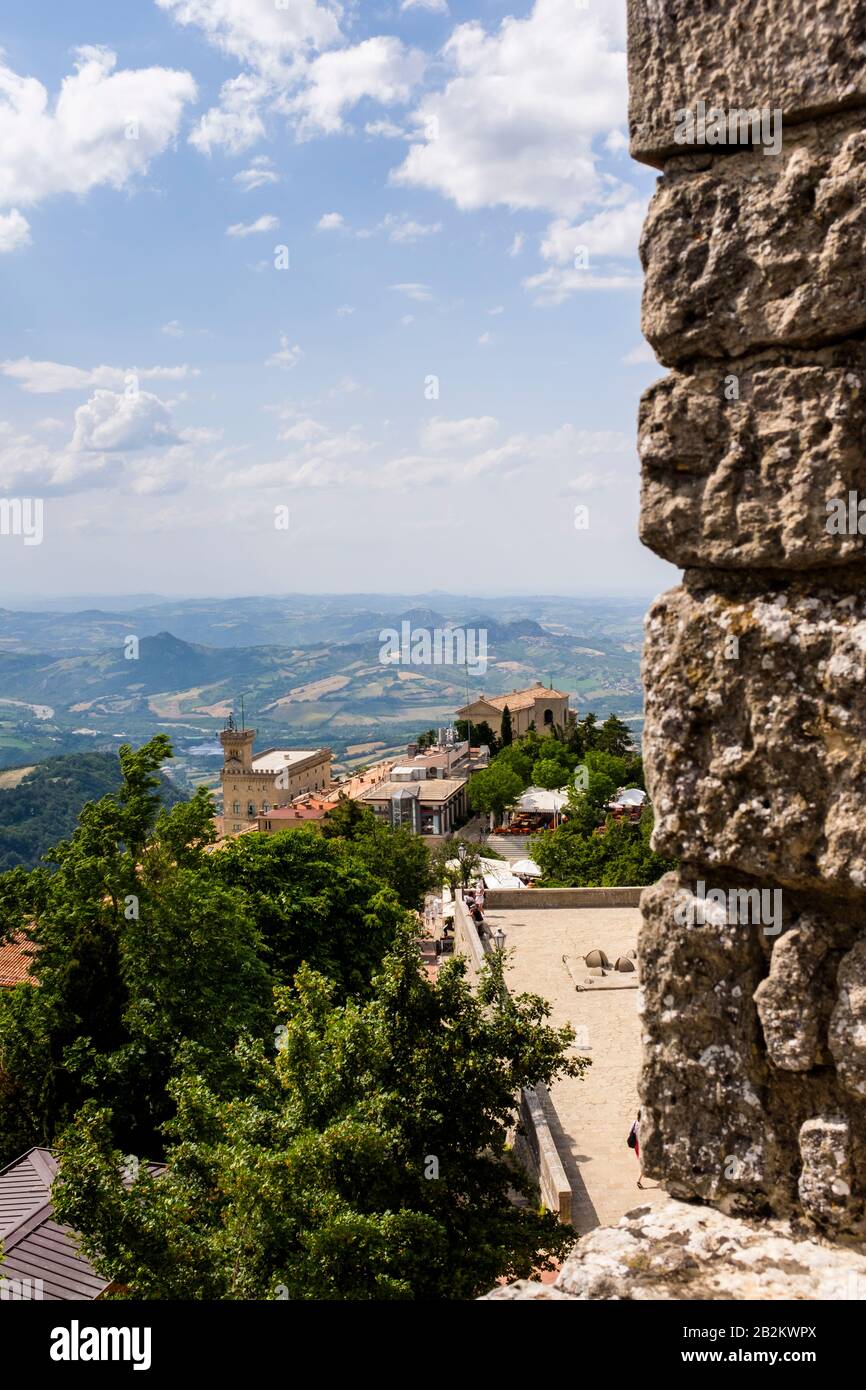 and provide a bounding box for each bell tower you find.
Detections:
[220,712,256,772]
